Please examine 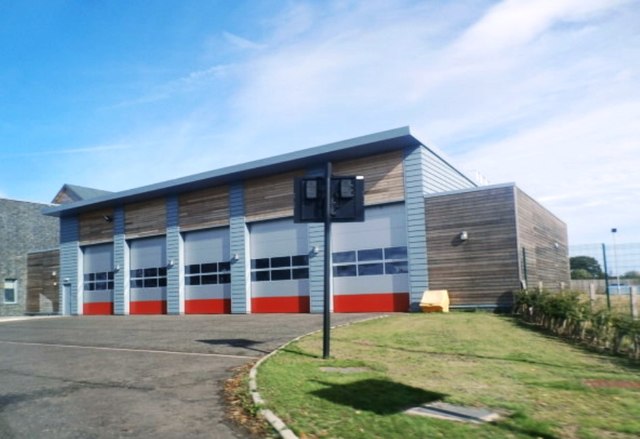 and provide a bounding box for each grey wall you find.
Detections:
[0,198,59,316]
